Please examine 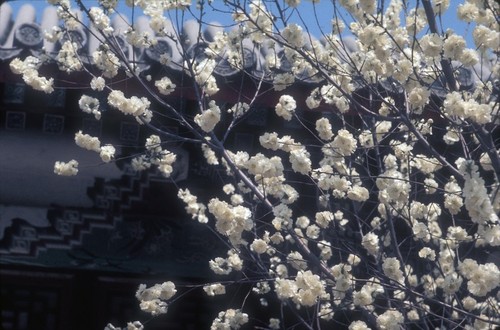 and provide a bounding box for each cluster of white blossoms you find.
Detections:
[78,95,102,120]
[177,189,208,223]
[73,131,116,163]
[419,33,443,58]
[457,158,499,226]
[107,90,152,123]
[203,283,226,296]
[289,147,312,175]
[245,153,284,178]
[90,76,106,91]
[56,41,83,73]
[195,100,221,132]
[275,95,297,121]
[9,56,54,93]
[348,320,370,330]
[131,135,177,178]
[201,142,219,165]
[411,155,442,175]
[105,321,143,330]
[362,232,380,257]
[135,281,176,316]
[443,91,493,125]
[156,150,177,177]
[282,24,304,48]
[155,76,176,95]
[382,257,404,283]
[315,118,334,141]
[353,277,384,311]
[124,27,157,48]
[227,102,250,118]
[92,47,121,78]
[54,160,79,176]
[245,0,274,43]
[376,310,404,330]
[210,309,248,330]
[16,0,500,328]
[209,249,243,275]
[89,7,114,35]
[193,58,219,96]
[208,198,253,245]
[44,26,62,43]
[459,259,500,297]
[407,86,431,112]
[275,270,326,307]
[330,262,354,301]
[100,145,116,163]
[330,129,358,157]
[273,72,295,91]
[74,131,101,152]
